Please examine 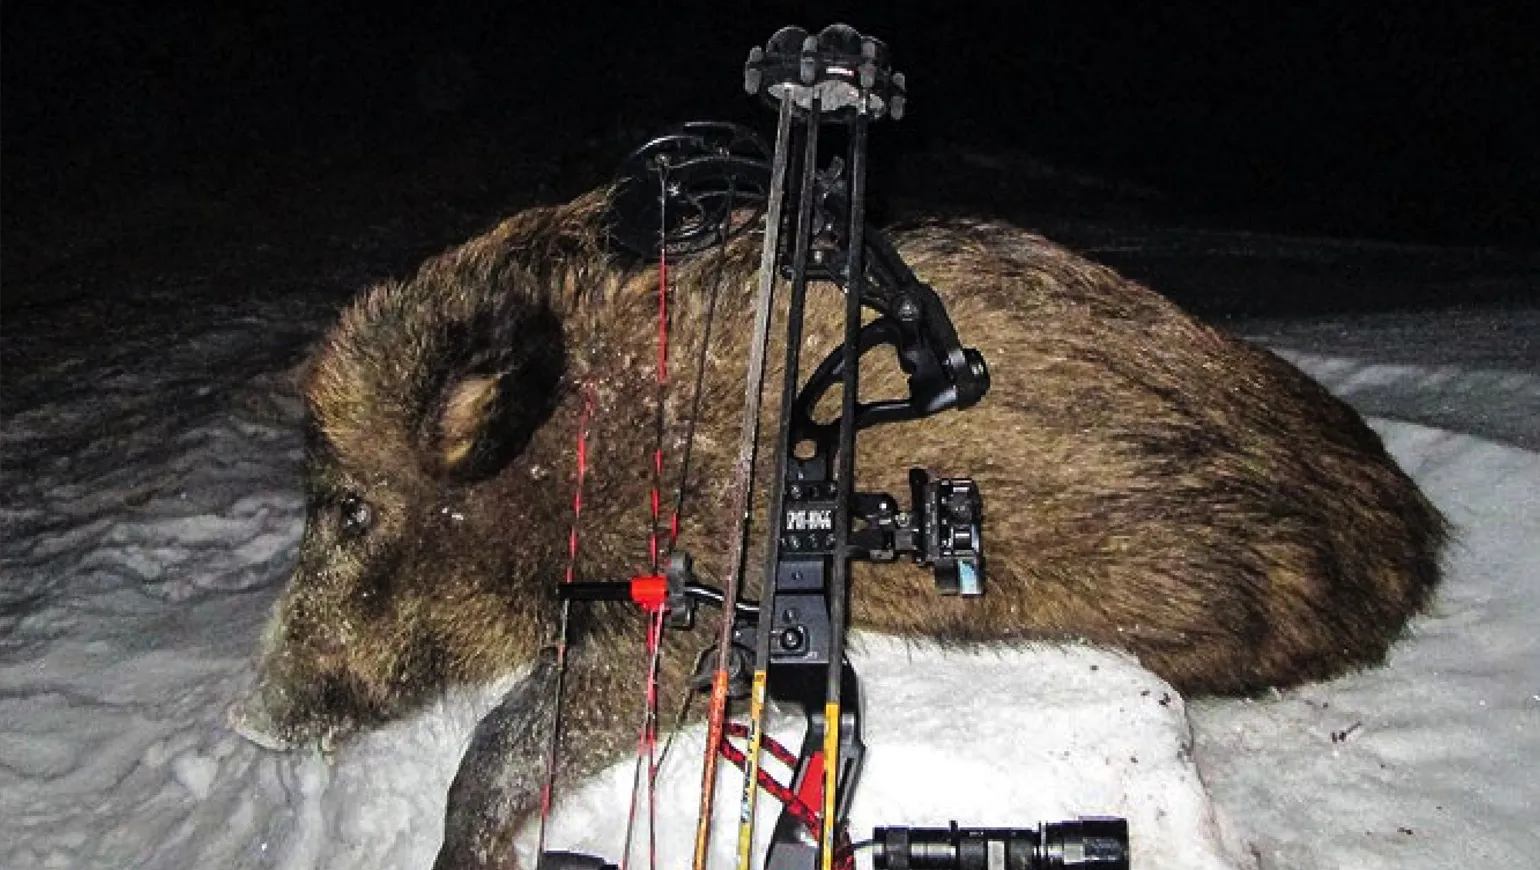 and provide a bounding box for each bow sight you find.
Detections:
[554,23,1129,870]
